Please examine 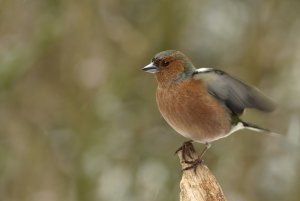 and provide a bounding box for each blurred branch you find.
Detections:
[177,151,227,201]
